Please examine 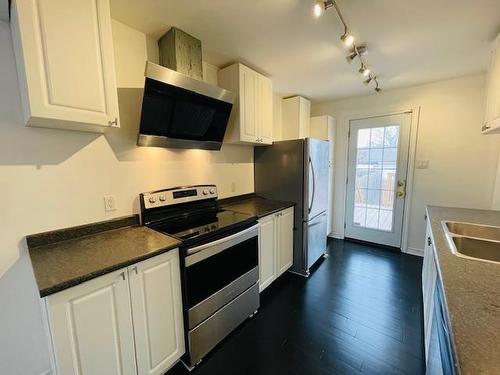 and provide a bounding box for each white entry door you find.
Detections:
[345,113,411,248]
